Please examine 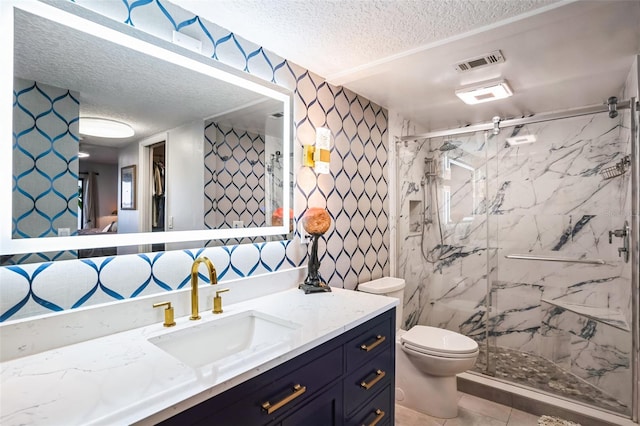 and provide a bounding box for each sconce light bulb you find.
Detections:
[313,127,331,174]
